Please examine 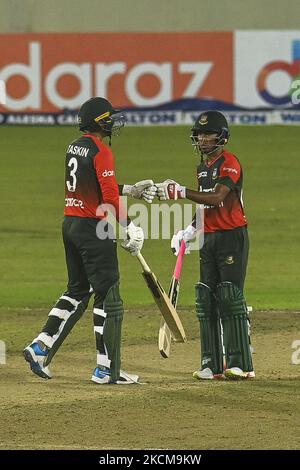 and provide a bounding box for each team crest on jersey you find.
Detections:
[225,256,235,265]
[212,167,218,179]
[199,114,208,125]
